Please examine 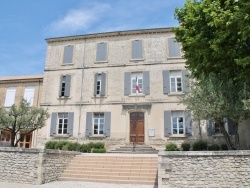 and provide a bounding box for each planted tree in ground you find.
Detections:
[0,99,49,147]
